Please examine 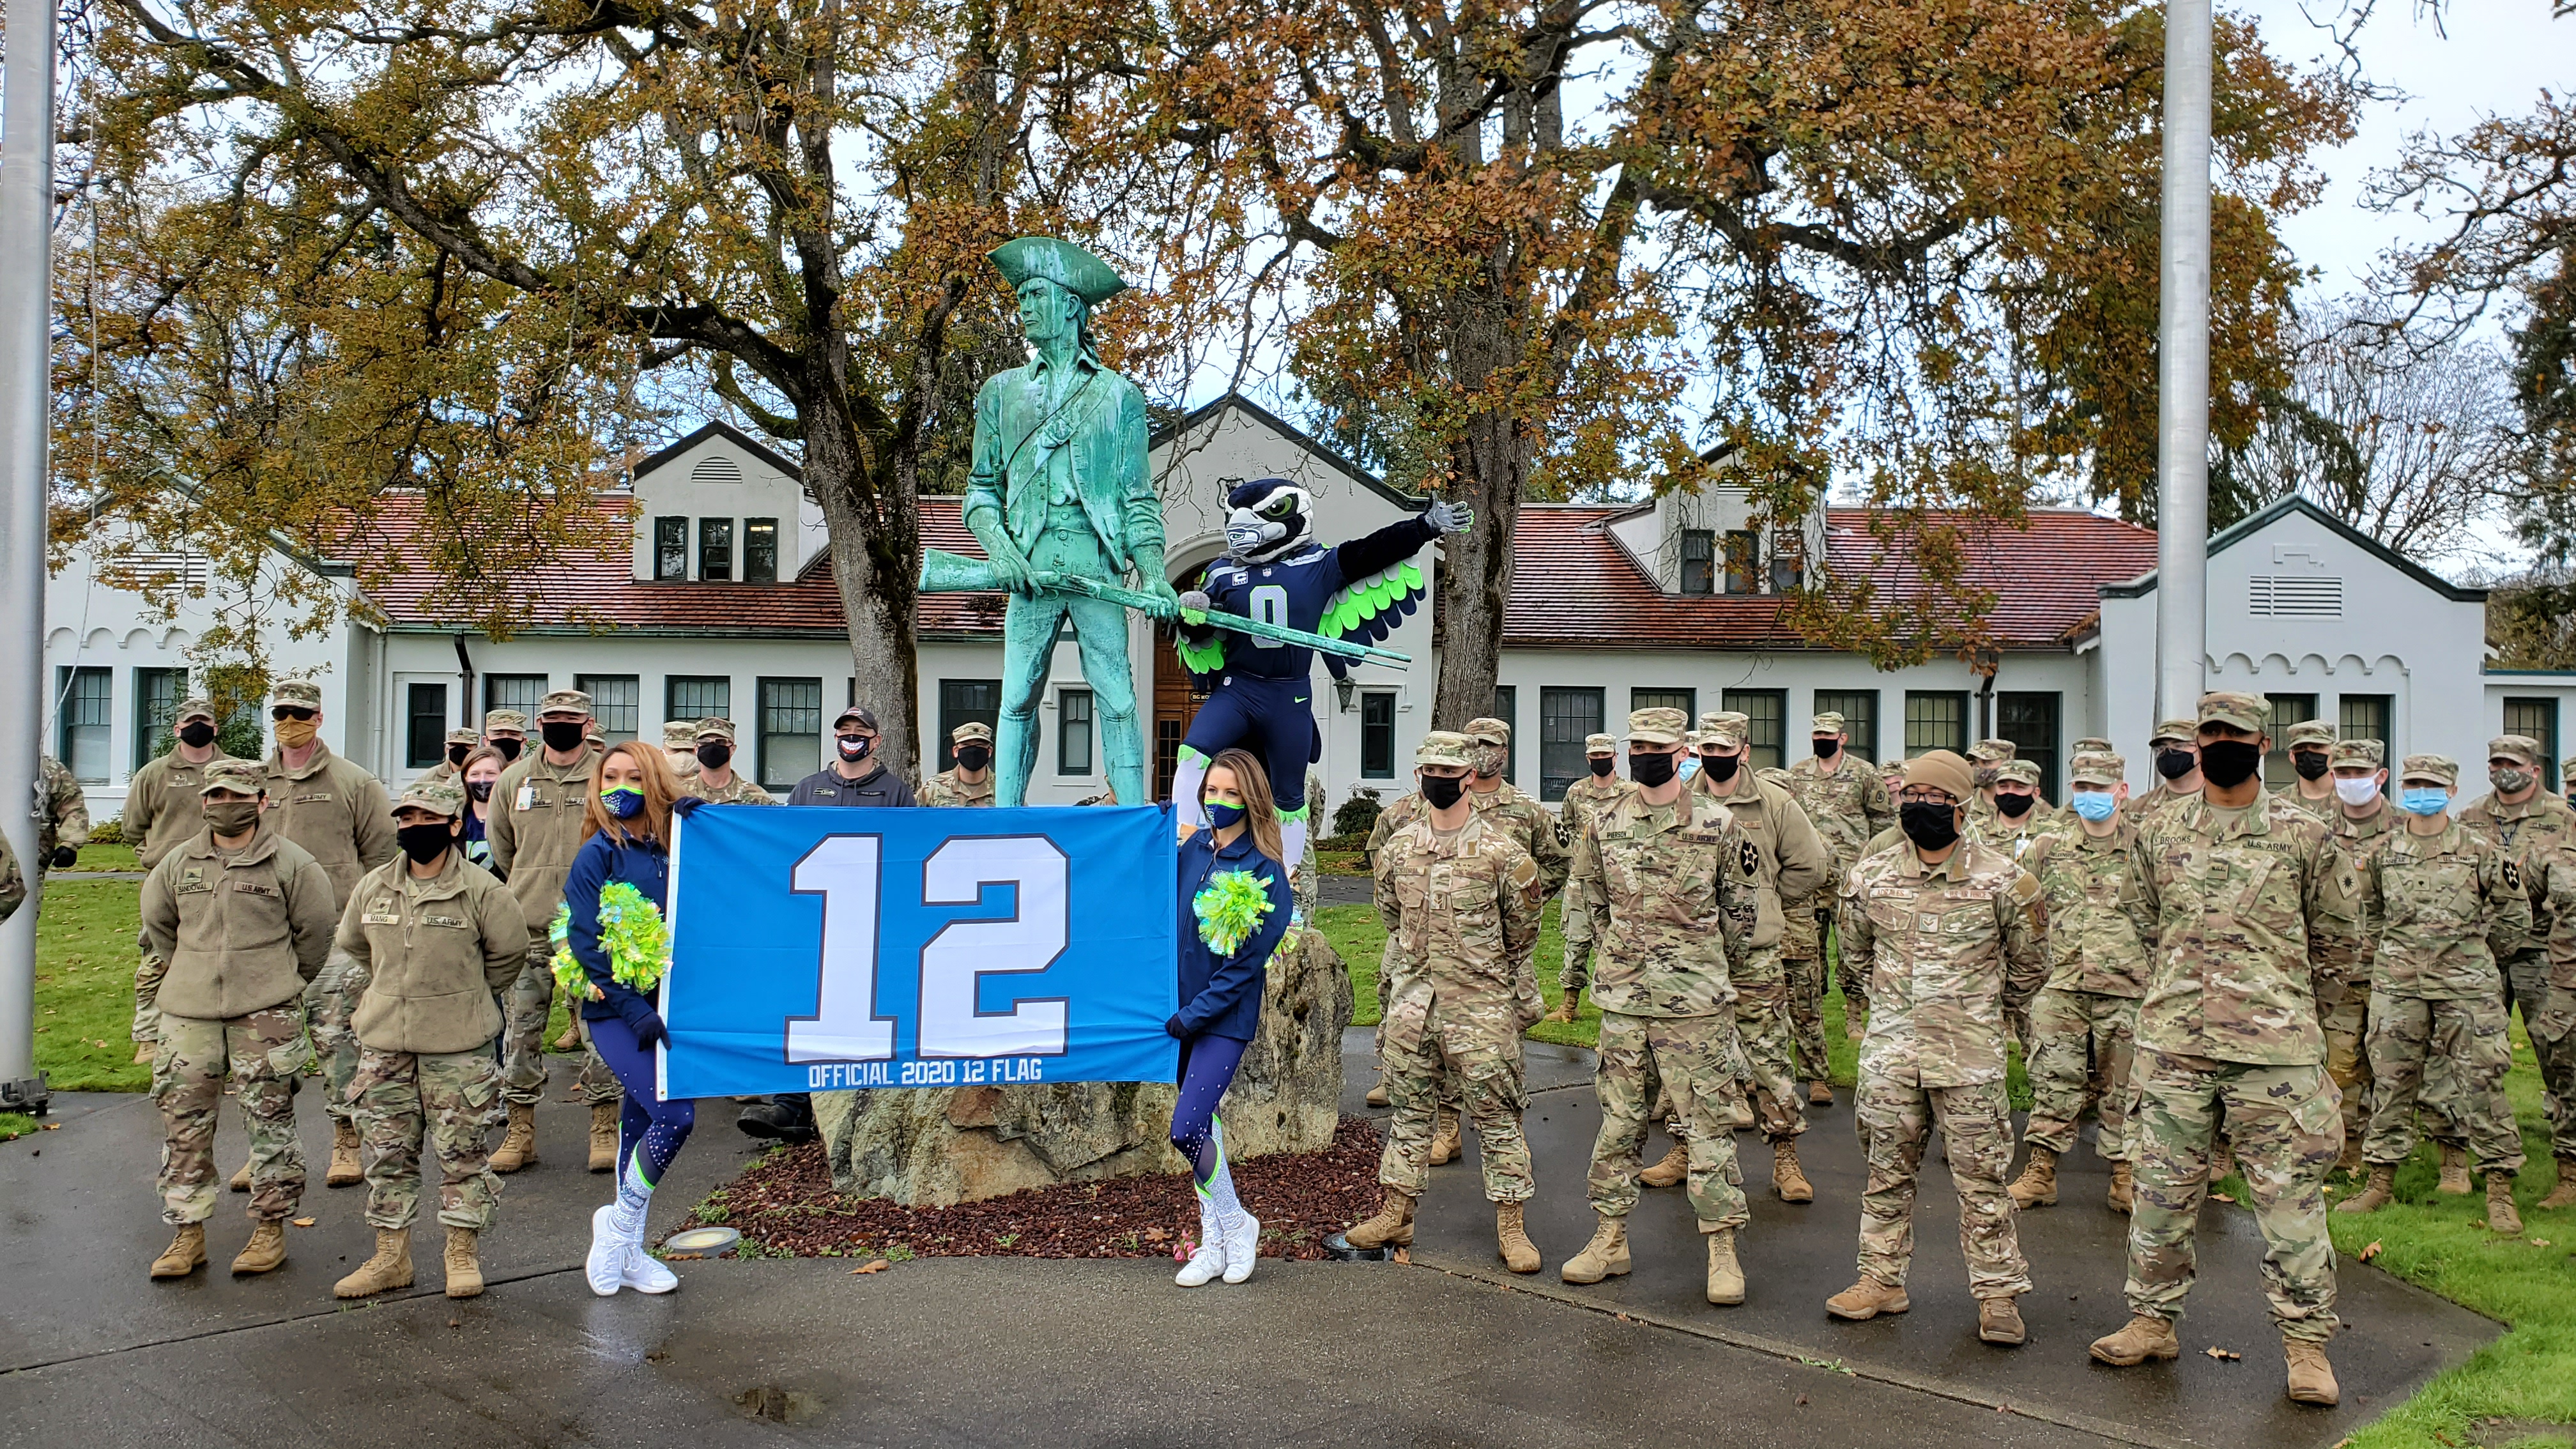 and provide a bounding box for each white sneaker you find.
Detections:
[1176,1197,1224,1287]
[1220,1211,1260,1285]
[586,1205,624,1297]
[620,1243,680,1294]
